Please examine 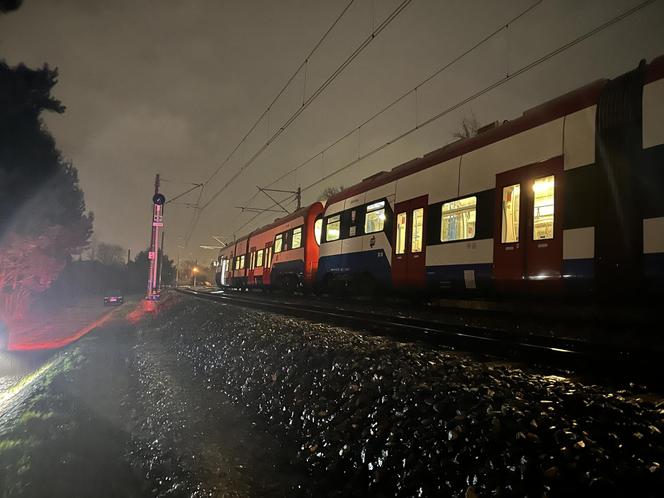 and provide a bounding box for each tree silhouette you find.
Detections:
[0,0,22,14]
[451,112,479,140]
[96,243,126,266]
[318,185,344,201]
[0,60,92,321]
